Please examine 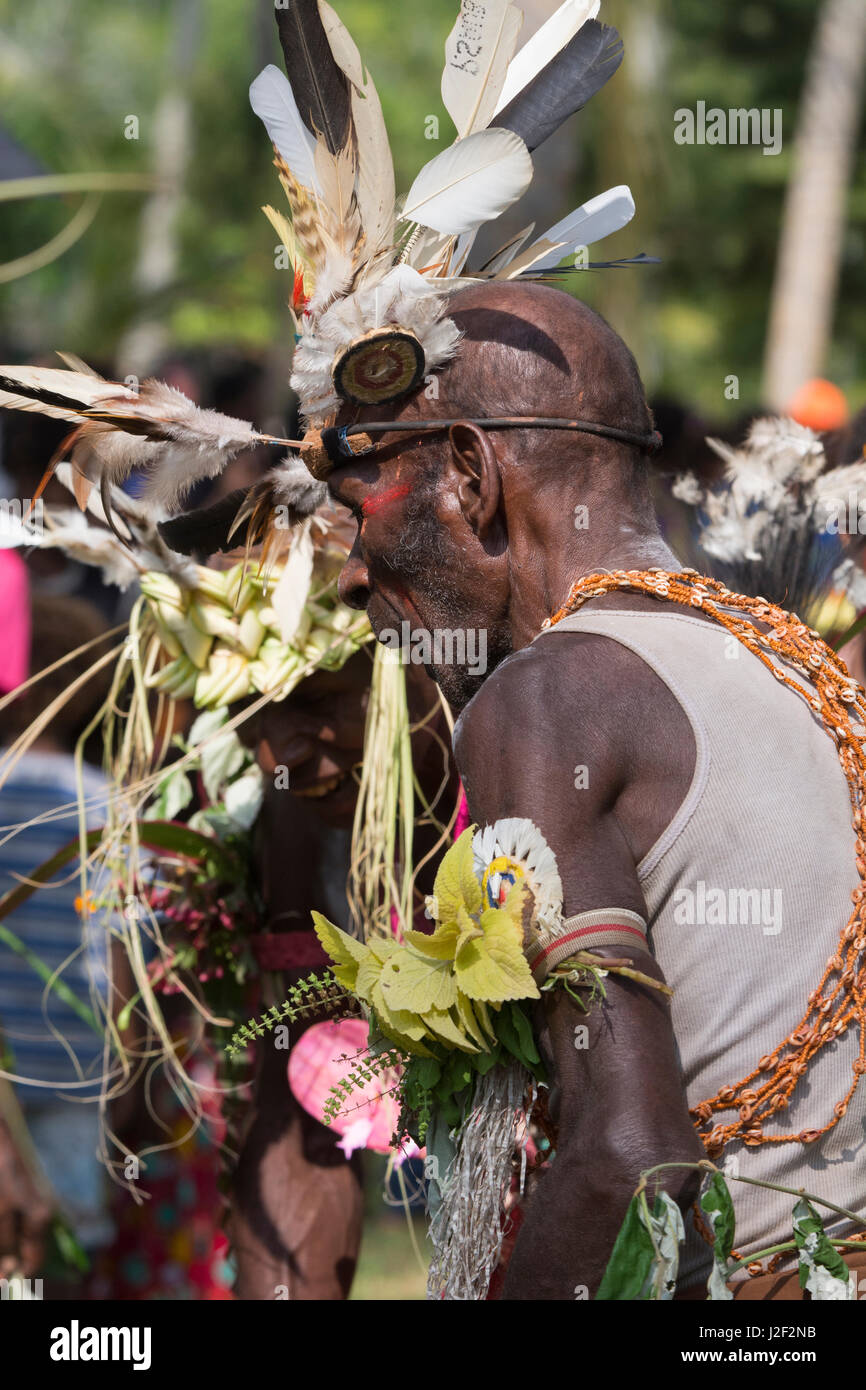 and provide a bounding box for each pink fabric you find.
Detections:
[454,784,470,839]
[287,1018,402,1156]
[0,550,30,693]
